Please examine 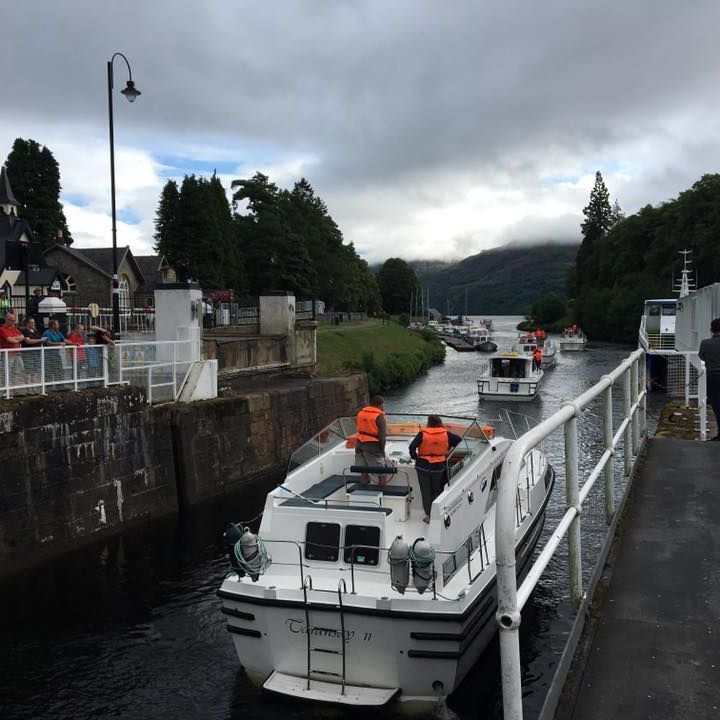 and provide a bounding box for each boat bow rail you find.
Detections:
[495,348,648,720]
